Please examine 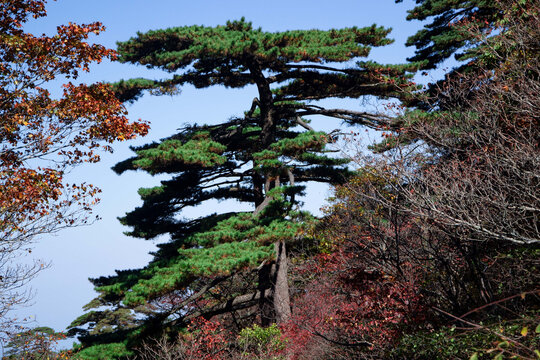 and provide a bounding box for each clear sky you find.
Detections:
[14,0,426,345]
